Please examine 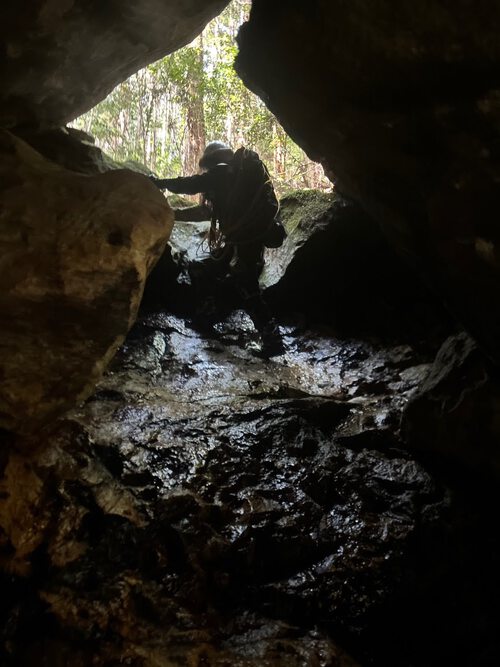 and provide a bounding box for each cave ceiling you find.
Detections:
[0,0,230,130]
